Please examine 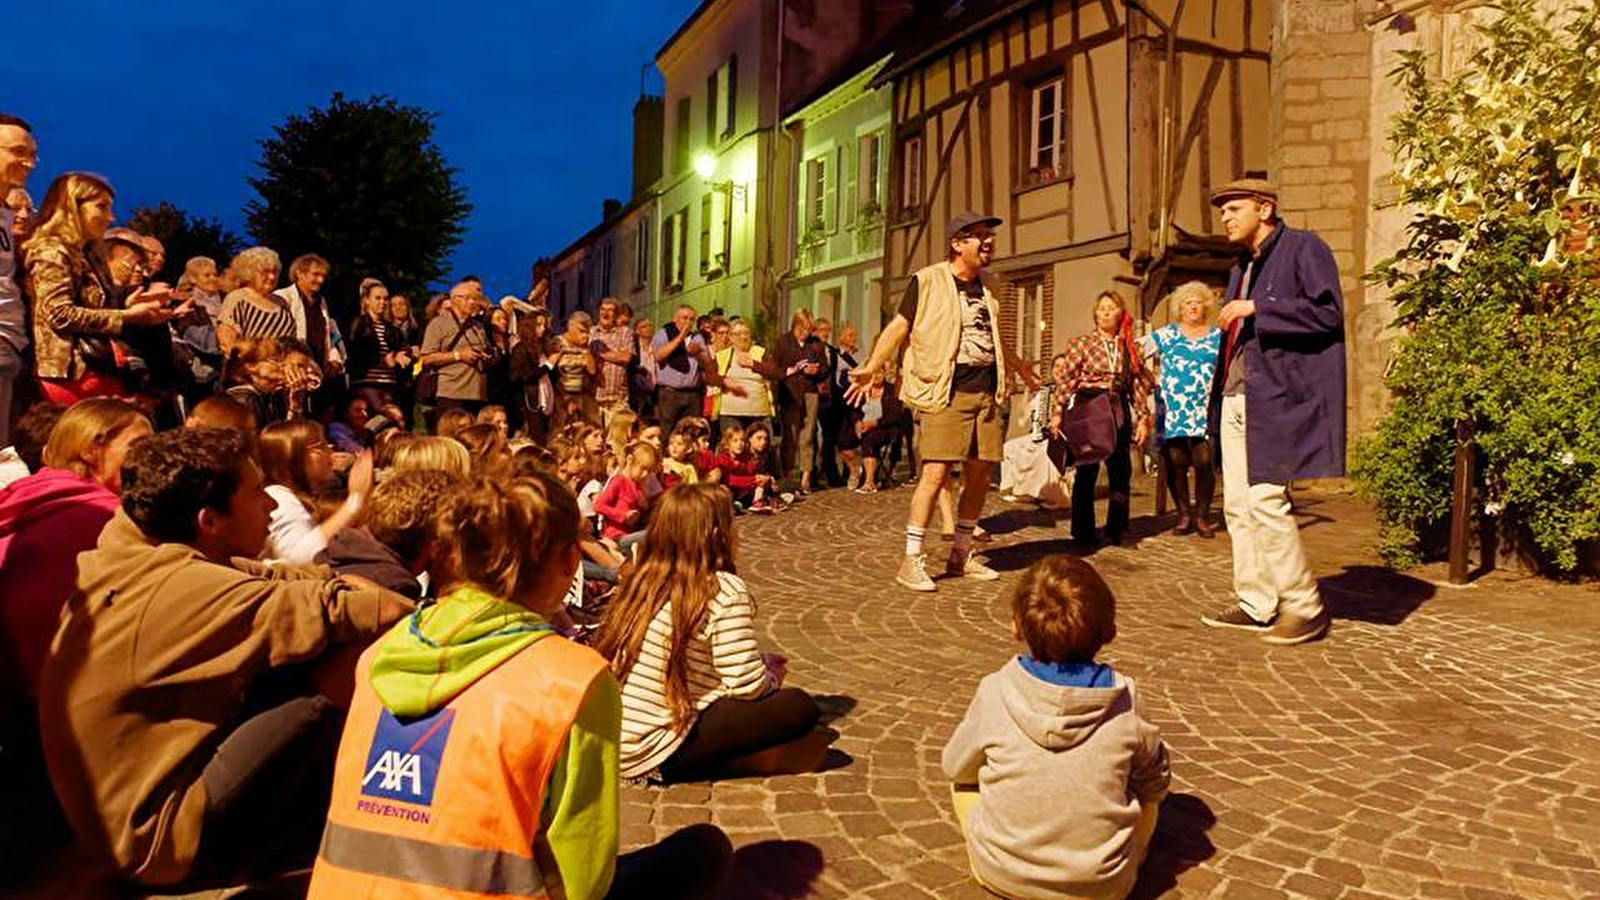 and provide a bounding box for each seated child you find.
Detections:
[594,441,661,552]
[712,423,775,509]
[743,421,784,512]
[661,430,701,488]
[670,416,722,485]
[942,554,1169,900]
